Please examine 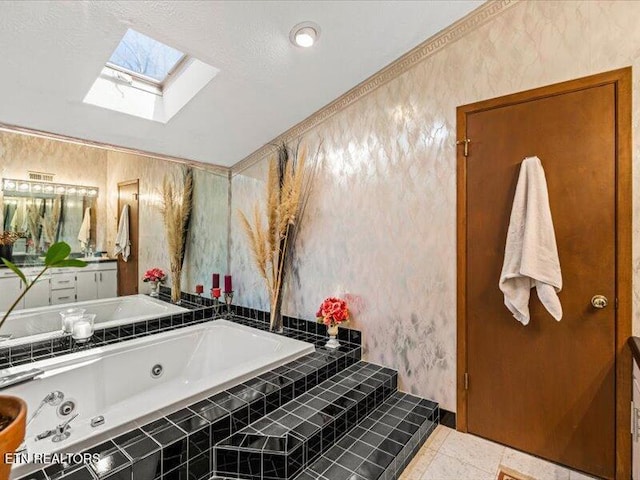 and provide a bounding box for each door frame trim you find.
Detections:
[456,67,632,479]
[117,179,140,296]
